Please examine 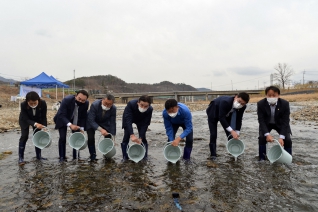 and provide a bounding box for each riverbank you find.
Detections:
[1,92,317,133]
[1,102,318,211]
